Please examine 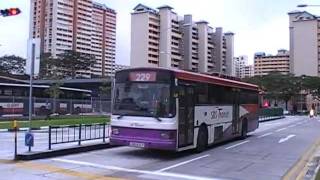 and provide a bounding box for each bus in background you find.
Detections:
[0,83,92,117]
[110,68,259,152]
